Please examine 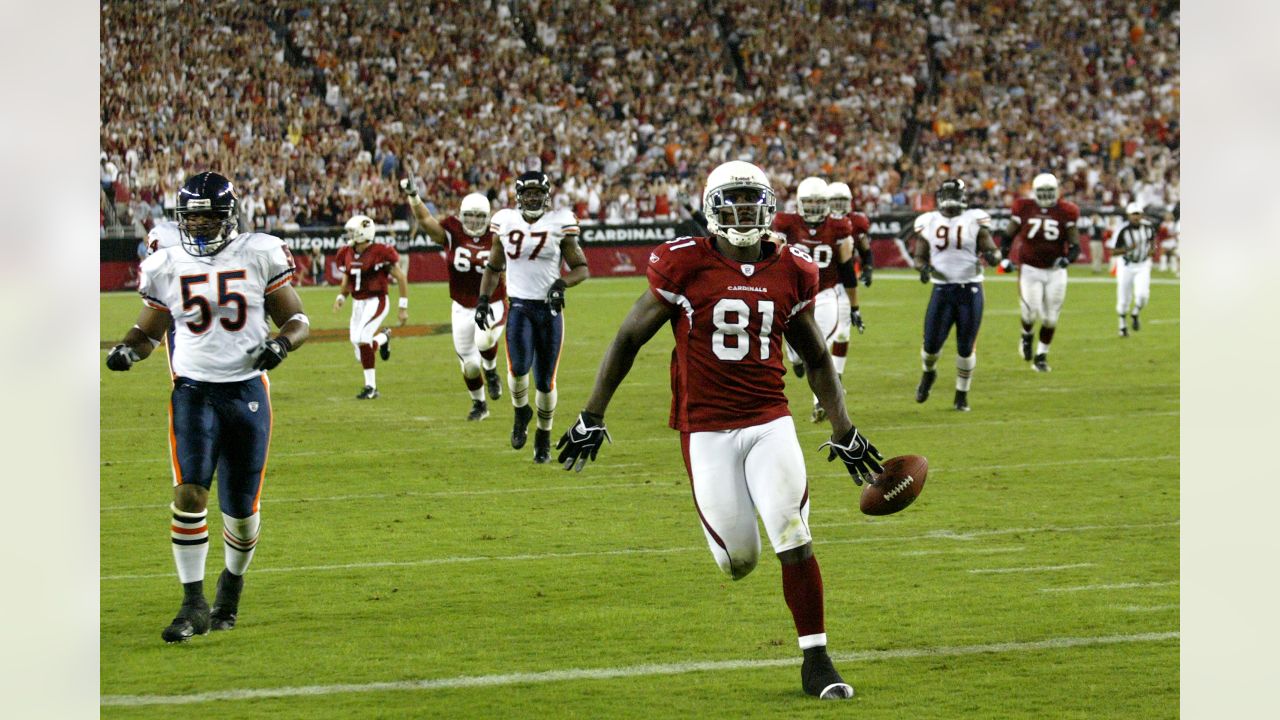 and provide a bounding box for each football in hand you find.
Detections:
[860,455,928,516]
